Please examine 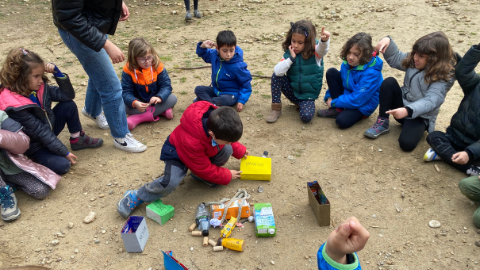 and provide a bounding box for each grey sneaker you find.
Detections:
[194,10,202,18]
[364,116,390,139]
[317,108,340,118]
[185,11,193,21]
[466,166,480,176]
[0,186,20,221]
